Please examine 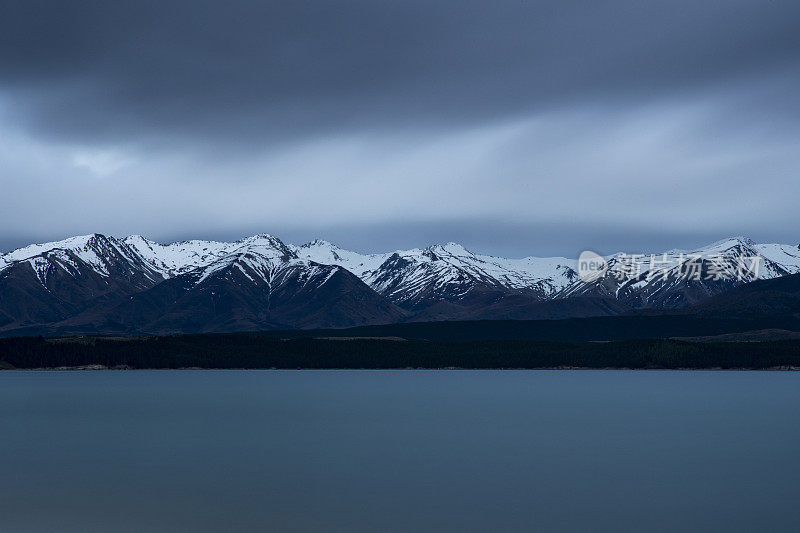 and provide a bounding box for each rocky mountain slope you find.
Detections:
[1,233,798,335]
[560,237,800,308]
